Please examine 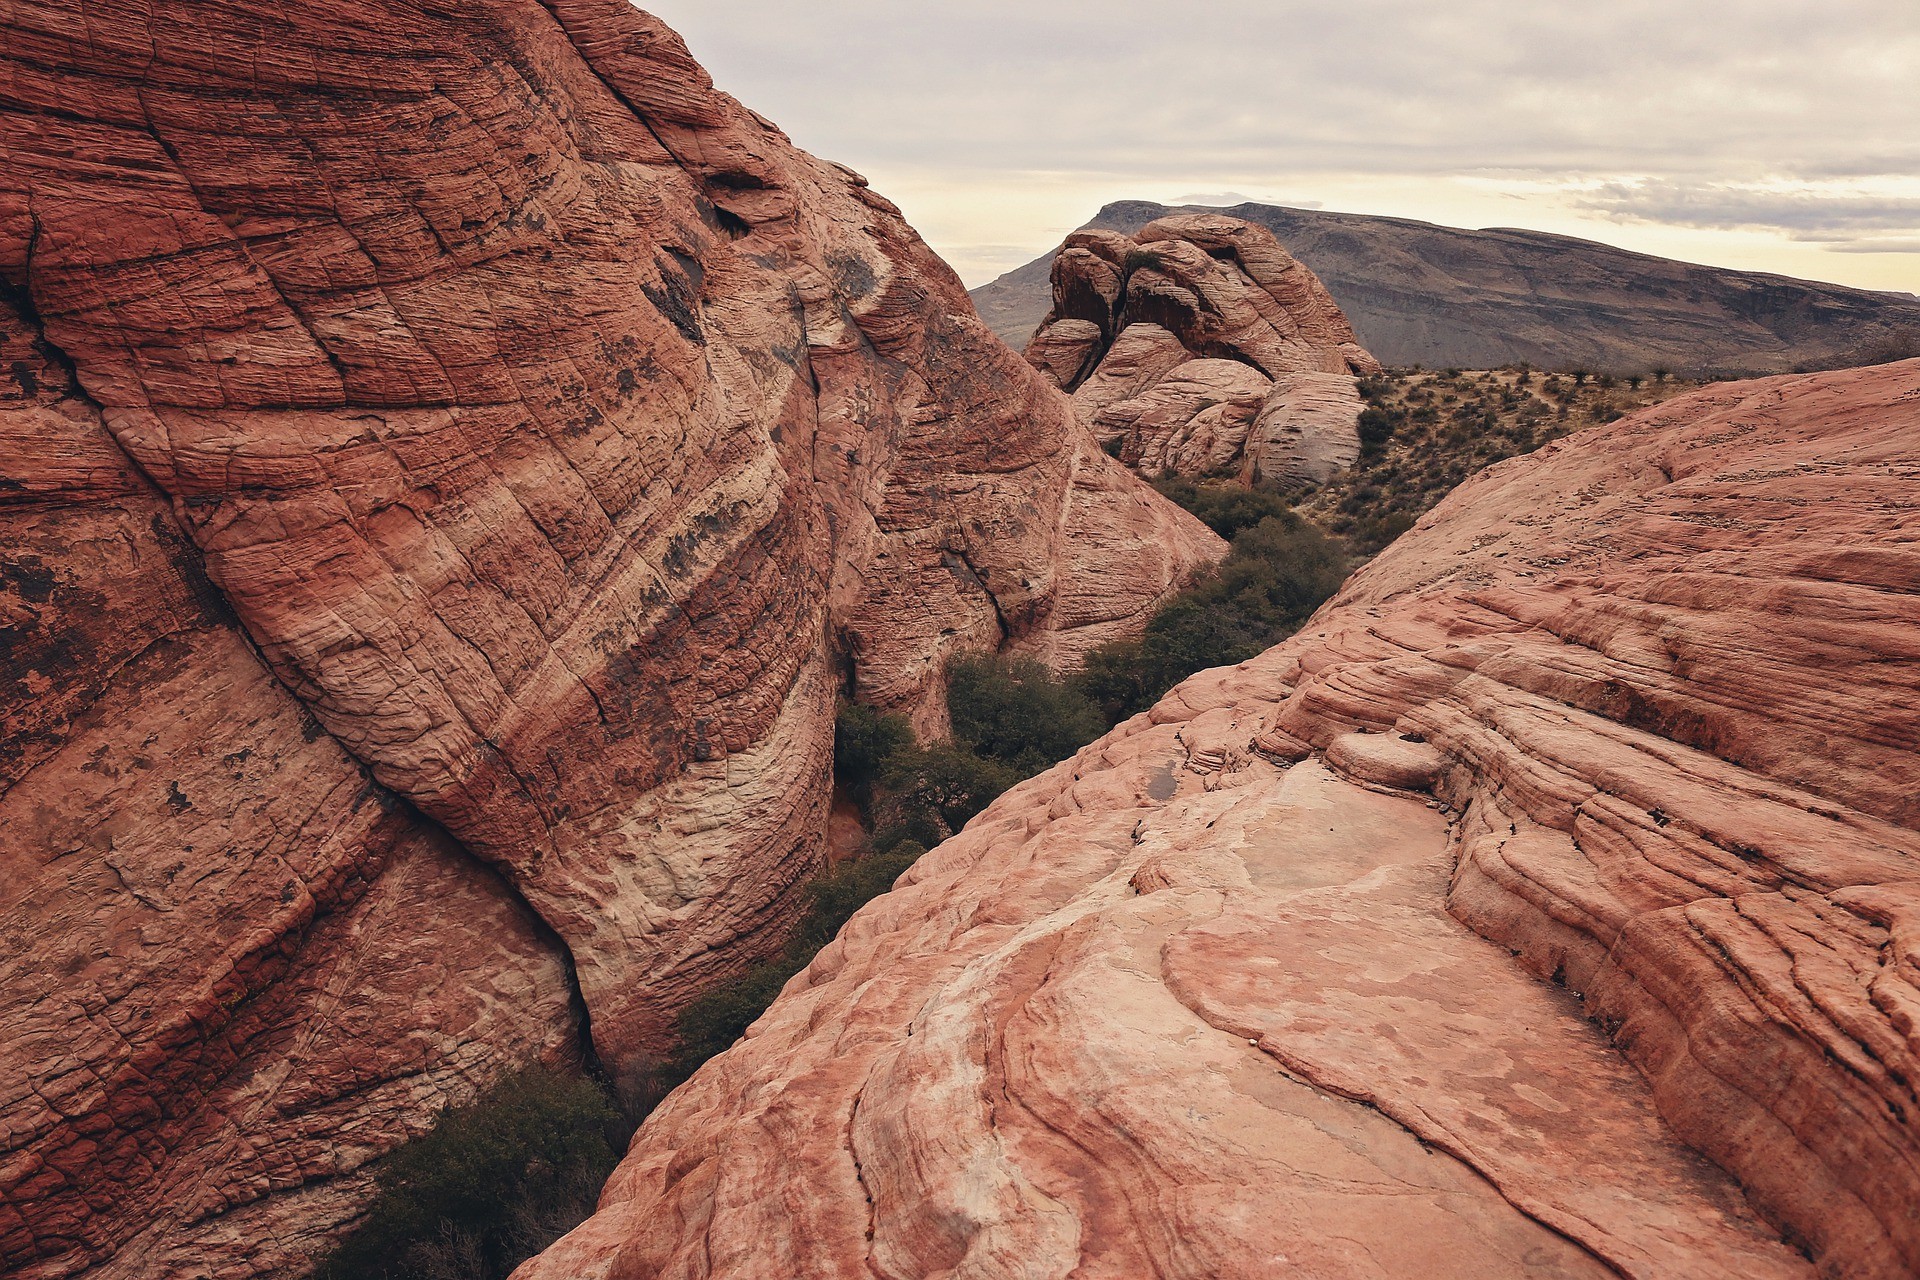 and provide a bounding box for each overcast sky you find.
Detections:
[640,1,1920,295]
